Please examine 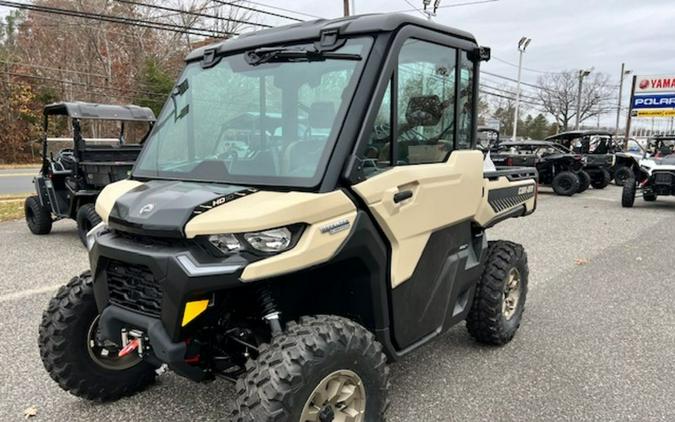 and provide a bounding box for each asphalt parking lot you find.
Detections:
[0,185,673,421]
